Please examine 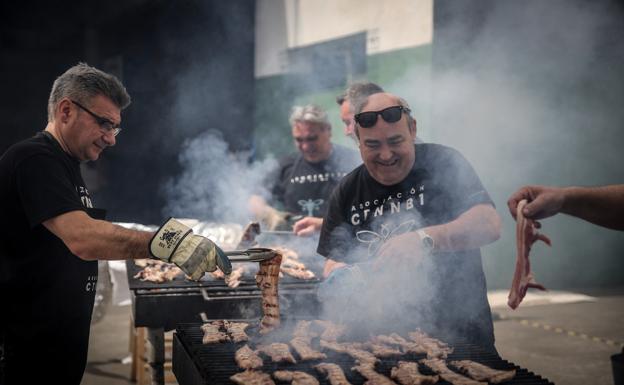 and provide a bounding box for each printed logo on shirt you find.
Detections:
[85,275,98,292]
[77,185,93,208]
[356,220,417,257]
[350,184,425,226]
[291,172,348,184]
[298,198,324,216]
